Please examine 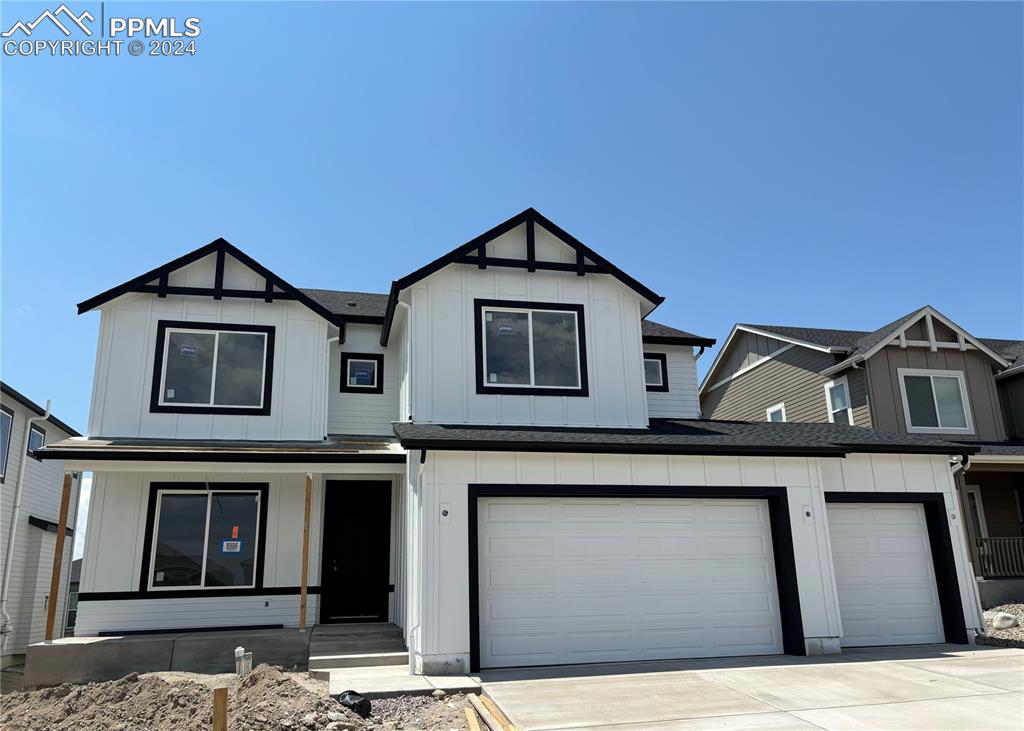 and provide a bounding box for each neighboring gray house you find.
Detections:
[700,306,1024,606]
[0,383,81,667]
